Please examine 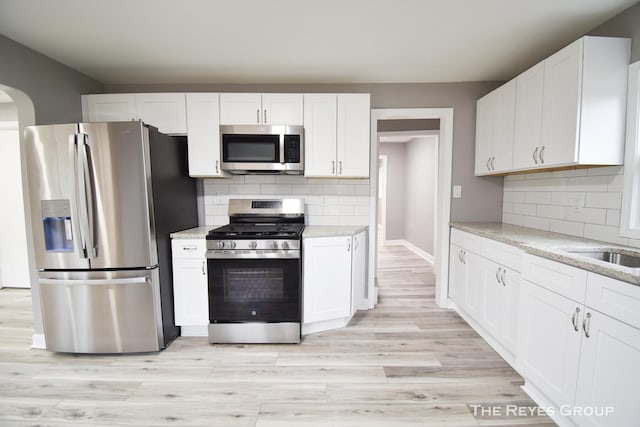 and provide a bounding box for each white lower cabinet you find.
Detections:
[171,239,208,332]
[517,279,583,408]
[448,229,521,360]
[517,254,640,427]
[303,230,367,334]
[303,235,352,324]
